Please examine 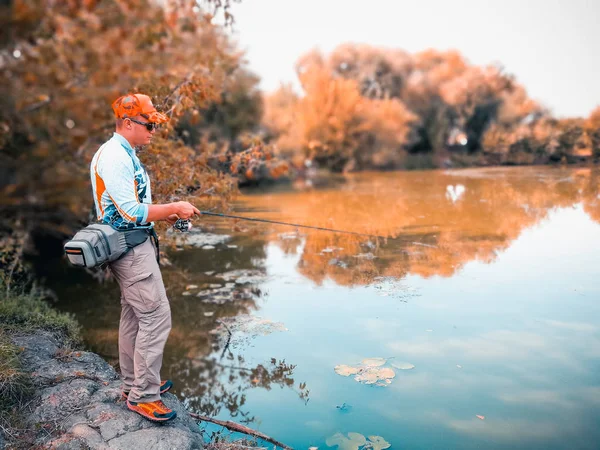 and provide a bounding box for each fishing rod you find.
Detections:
[174,211,387,239]
[175,212,438,248]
